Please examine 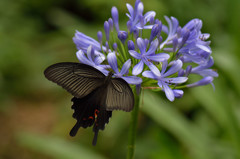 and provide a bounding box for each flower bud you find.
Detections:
[128,40,135,50]
[187,76,213,88]
[111,6,119,32]
[113,43,118,51]
[108,18,114,31]
[118,31,128,44]
[97,31,102,45]
[185,65,192,76]
[104,21,110,41]
[149,24,160,42]
[173,90,184,98]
